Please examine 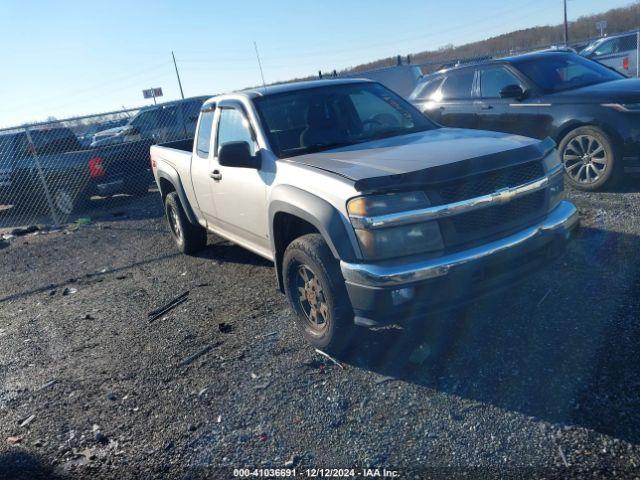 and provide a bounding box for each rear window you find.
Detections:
[196,111,215,158]
[29,128,81,155]
[440,70,475,100]
[412,76,445,100]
